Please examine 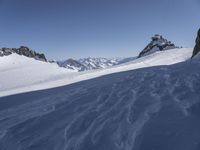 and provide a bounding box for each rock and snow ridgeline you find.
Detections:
[0,34,180,72]
[138,34,178,58]
[0,46,47,62]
